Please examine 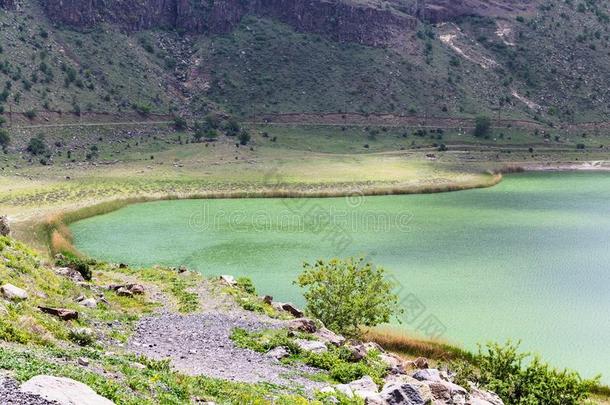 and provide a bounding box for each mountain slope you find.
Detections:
[0,0,608,125]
